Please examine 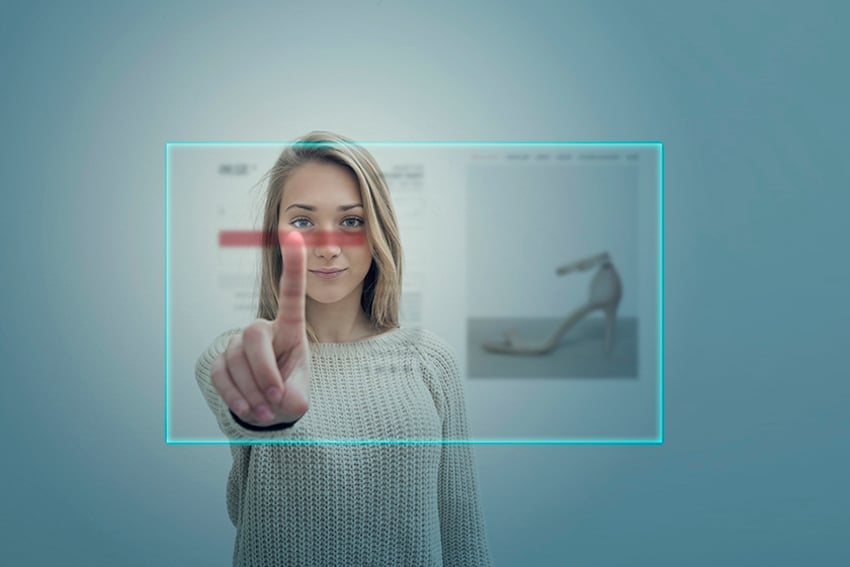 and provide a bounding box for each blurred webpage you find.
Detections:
[167,143,662,442]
